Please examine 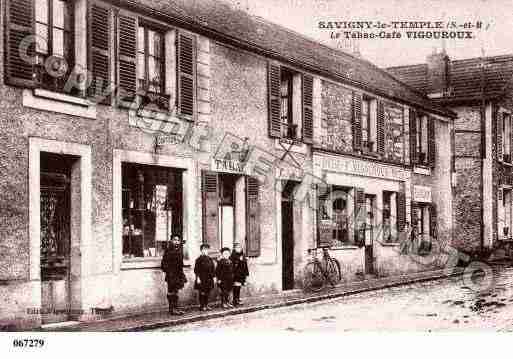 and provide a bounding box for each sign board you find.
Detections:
[211,158,248,175]
[413,185,432,203]
[314,154,409,182]
[318,219,335,246]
